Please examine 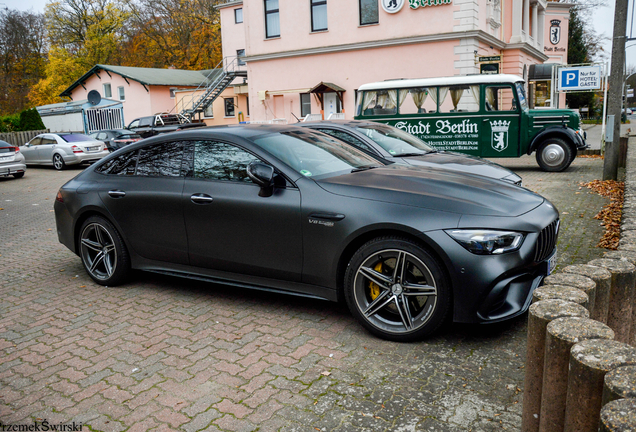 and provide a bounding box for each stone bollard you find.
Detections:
[602,365,636,405]
[598,398,636,432]
[588,259,636,343]
[538,317,614,432]
[563,264,612,323]
[605,250,636,346]
[563,339,636,432]
[543,273,596,316]
[521,300,589,432]
[532,285,589,310]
